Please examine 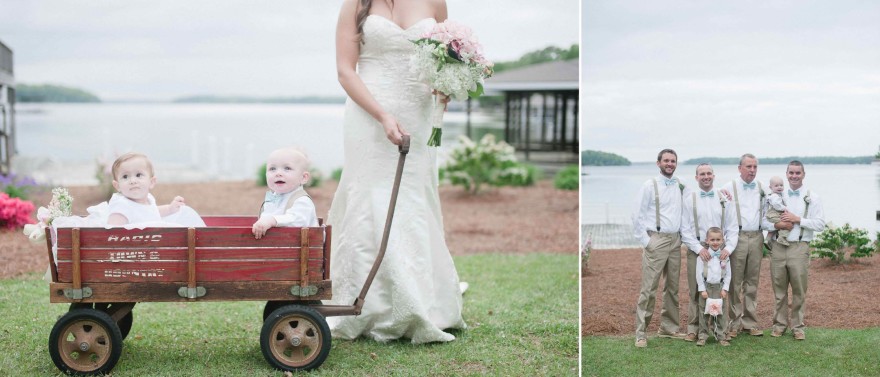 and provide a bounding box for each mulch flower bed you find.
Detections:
[2,180,578,279]
[583,248,880,336]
